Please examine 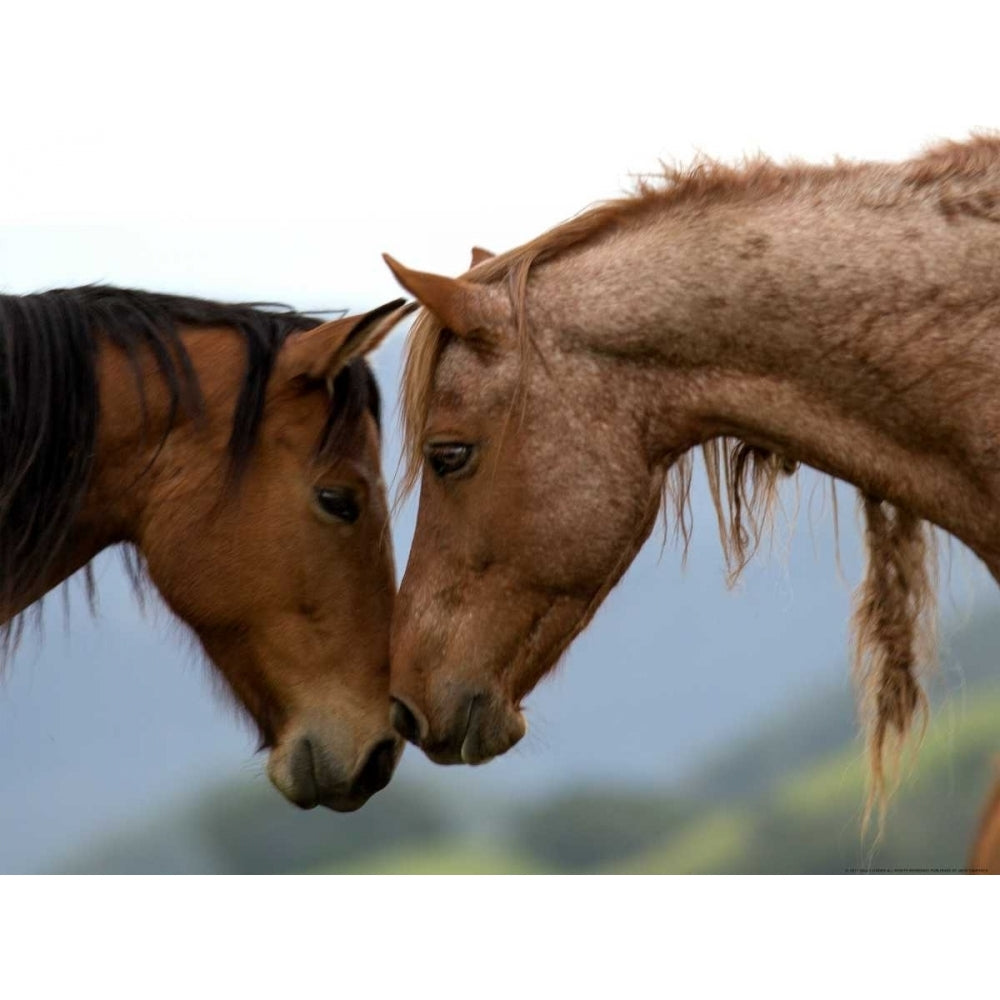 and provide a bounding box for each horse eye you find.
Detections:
[314,487,360,523]
[426,443,474,478]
